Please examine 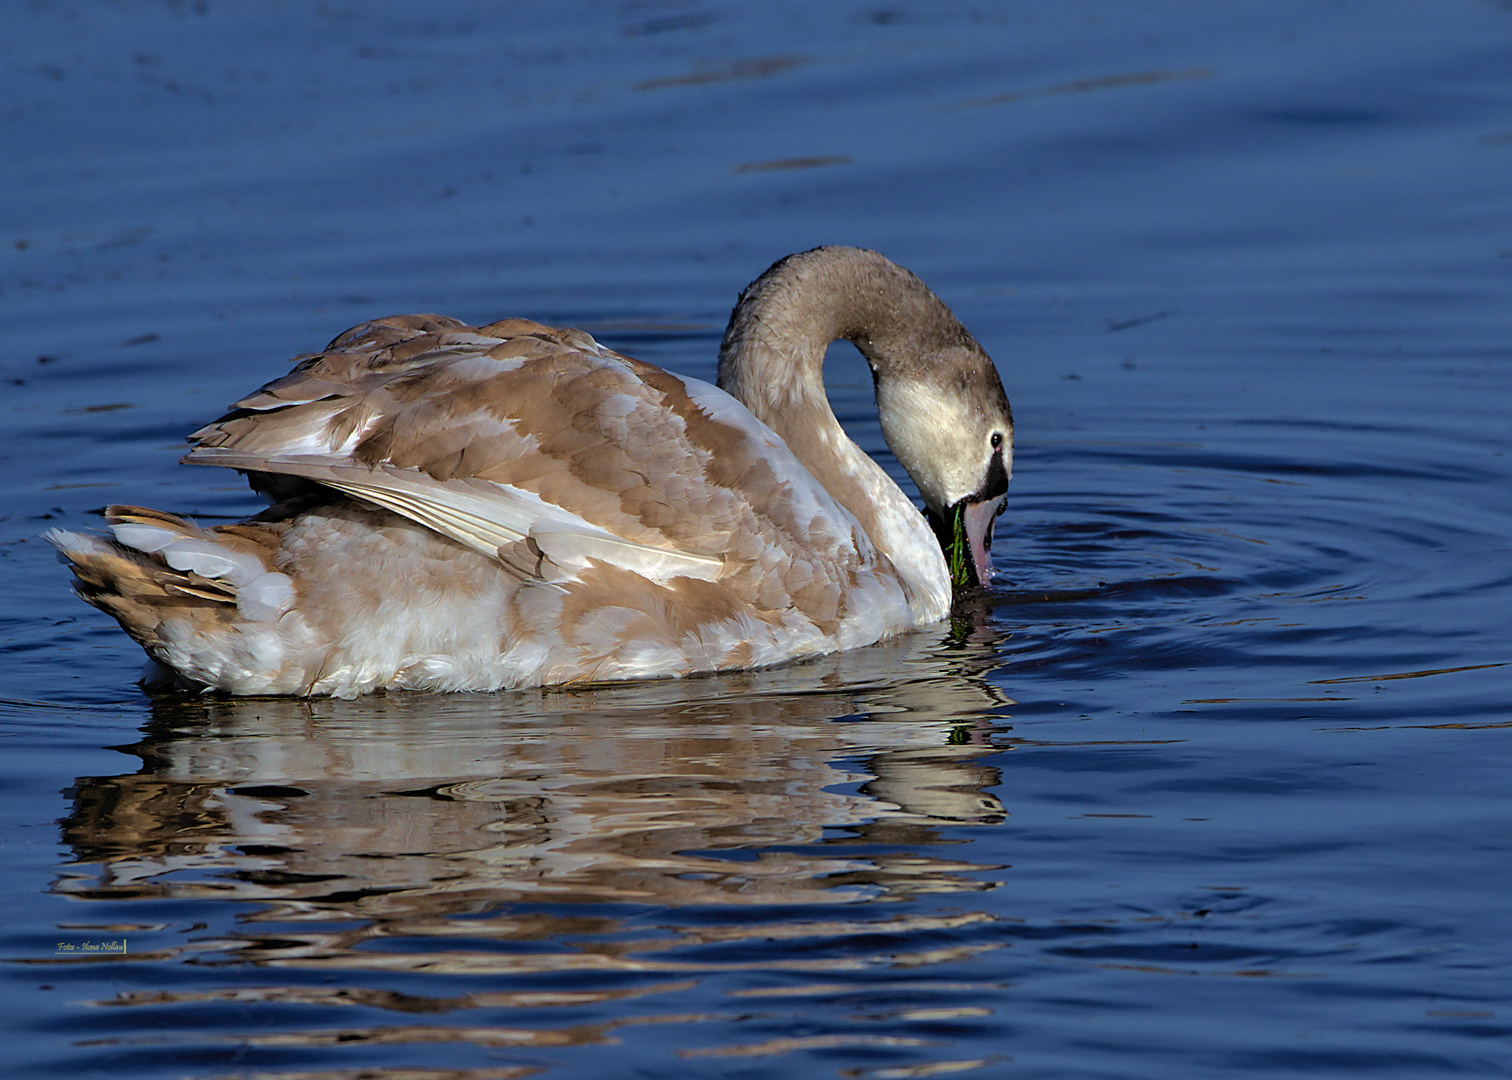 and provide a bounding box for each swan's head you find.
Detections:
[873,340,1013,591]
[721,245,1014,592]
